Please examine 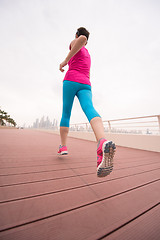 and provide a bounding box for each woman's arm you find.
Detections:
[59,35,87,72]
